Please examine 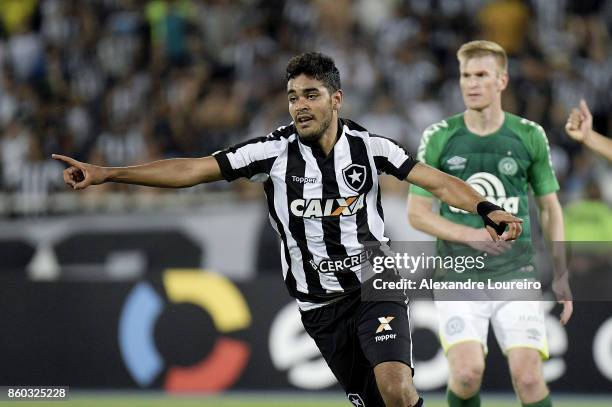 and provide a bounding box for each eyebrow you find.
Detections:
[287,87,321,94]
[462,70,489,75]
